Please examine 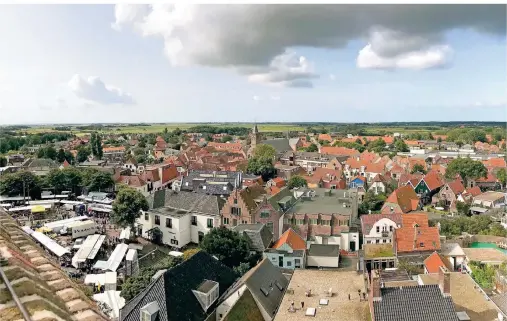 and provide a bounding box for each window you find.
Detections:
[144,213,148,220]
[376,226,380,233]
[375,239,379,244]
[310,219,318,225]
[141,311,150,321]
[154,215,160,225]
[389,226,393,232]
[233,198,238,204]
[191,216,197,226]
[260,210,270,218]
[223,217,229,225]
[170,239,179,245]
[231,207,241,216]
[242,220,248,224]
[207,218,213,228]
[266,222,274,232]
[419,242,424,247]
[286,261,292,267]
[295,259,301,268]
[296,219,305,225]
[166,218,172,228]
